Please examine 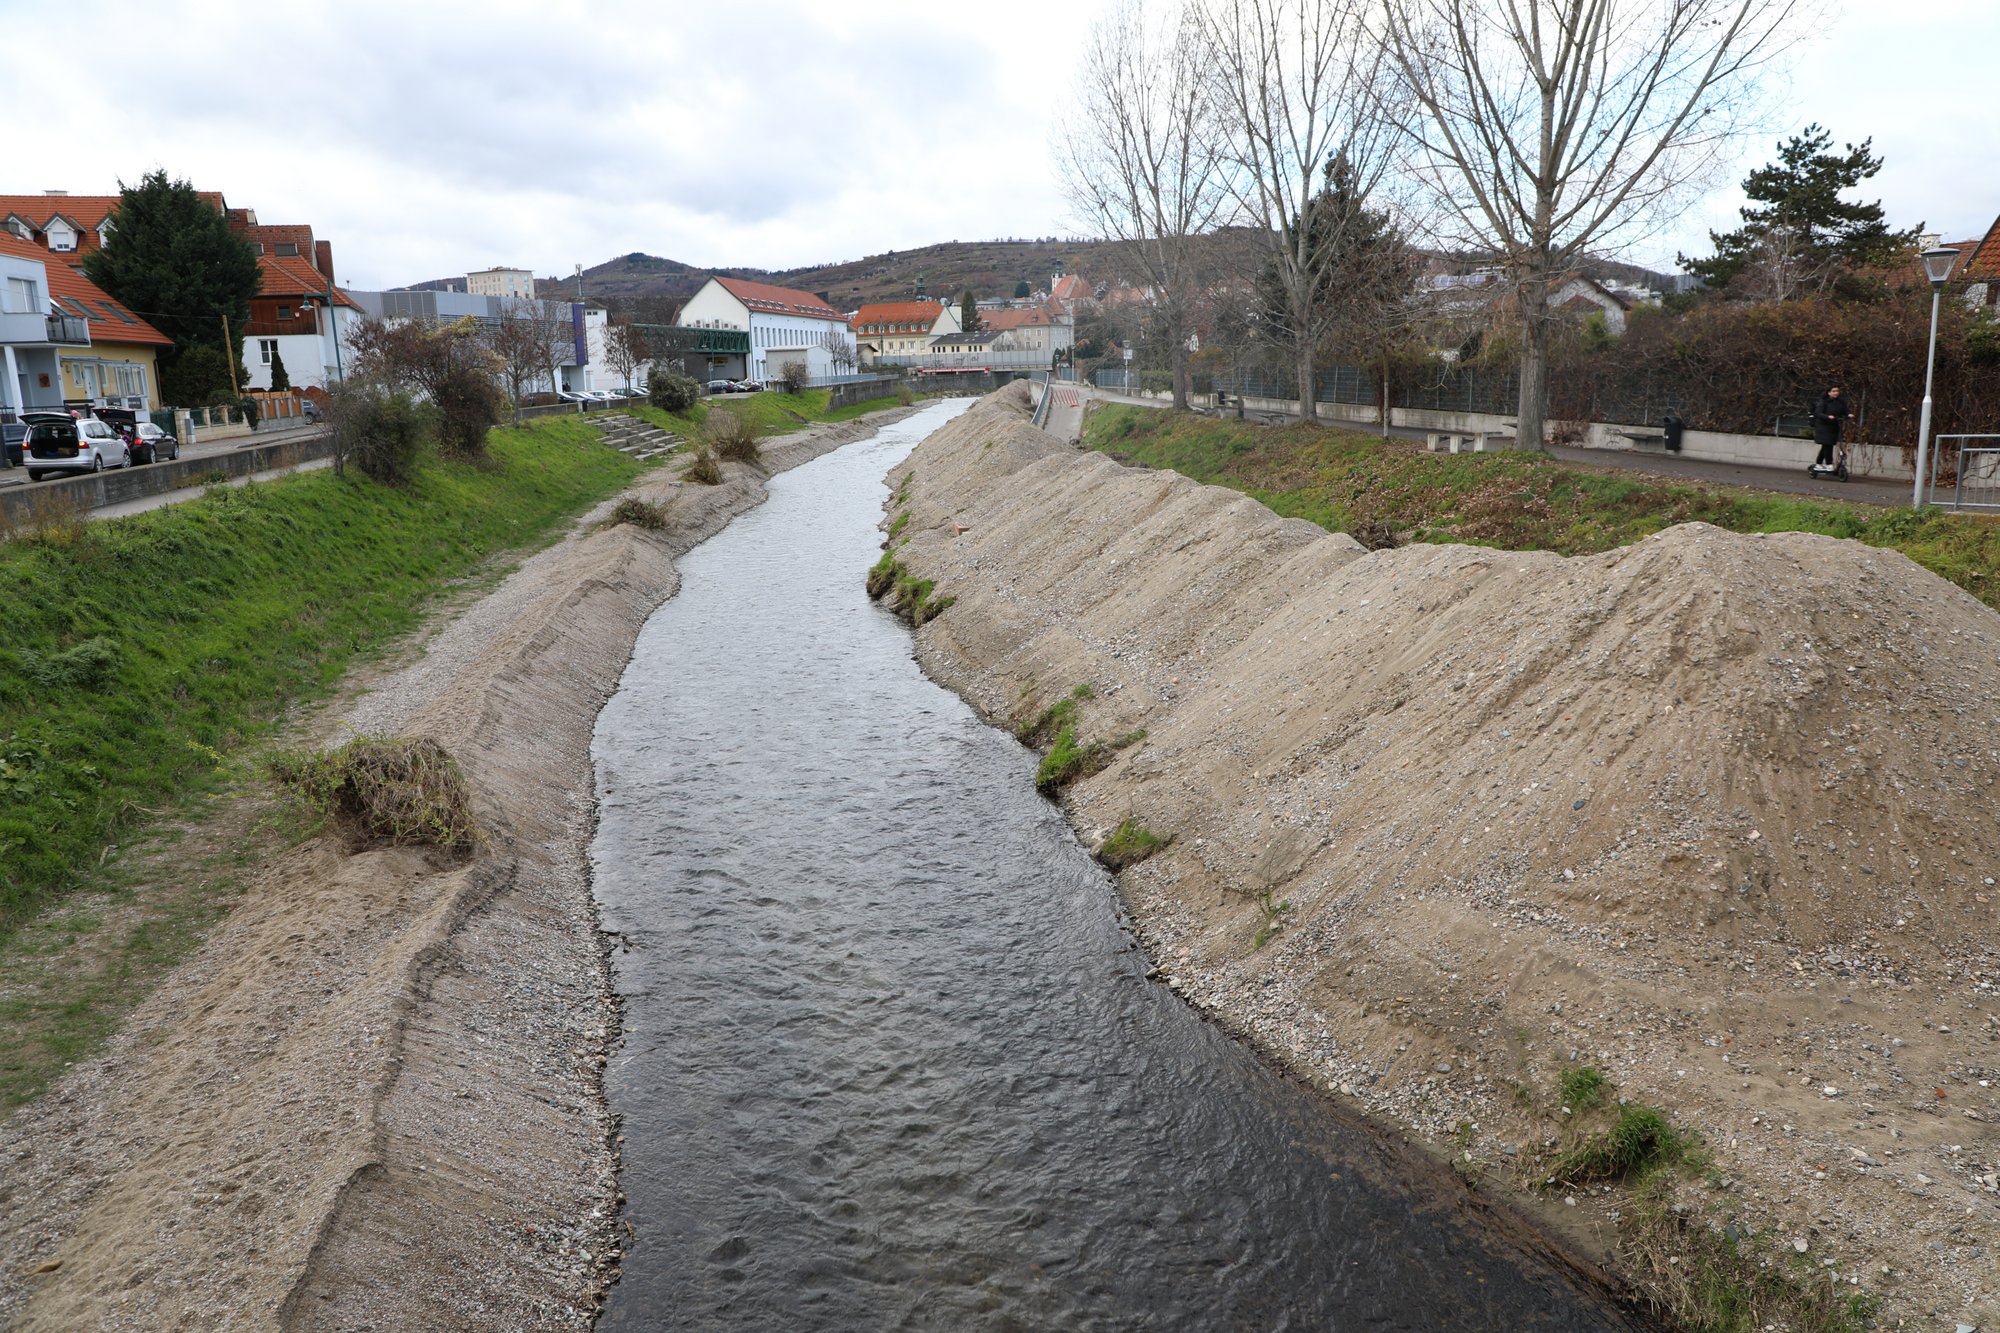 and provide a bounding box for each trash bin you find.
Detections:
[1662,411,1684,453]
